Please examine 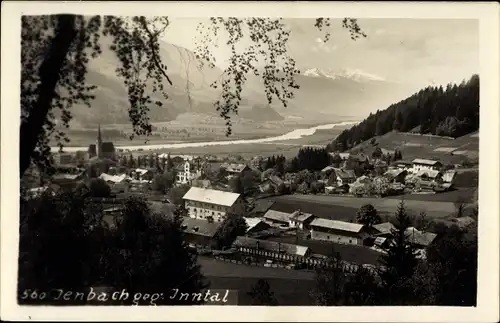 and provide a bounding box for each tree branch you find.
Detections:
[138,17,173,86]
[20,15,77,178]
